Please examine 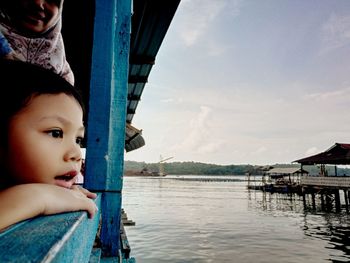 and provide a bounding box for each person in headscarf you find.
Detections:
[0,0,74,85]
